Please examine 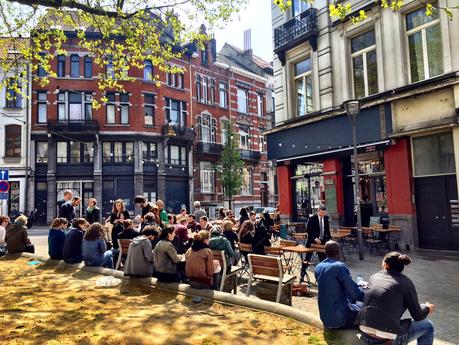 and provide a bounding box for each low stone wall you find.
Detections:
[21,253,323,330]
